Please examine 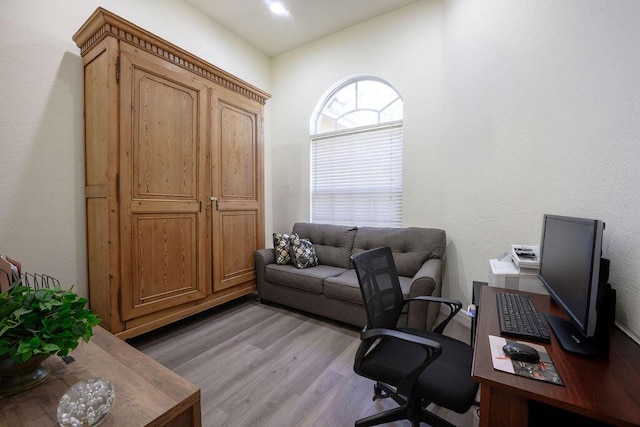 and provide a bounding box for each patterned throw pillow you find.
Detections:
[290,235,319,269]
[273,233,296,265]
